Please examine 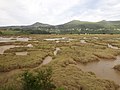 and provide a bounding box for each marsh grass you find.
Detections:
[49,63,119,90]
[55,42,120,64]
[114,64,120,71]
[0,41,54,72]
[1,34,120,90]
